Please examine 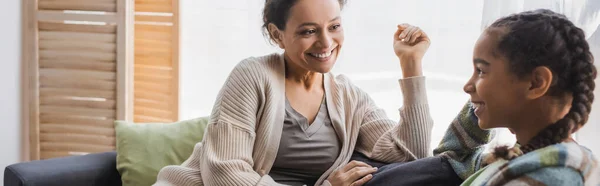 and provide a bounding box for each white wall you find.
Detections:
[0,0,22,184]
